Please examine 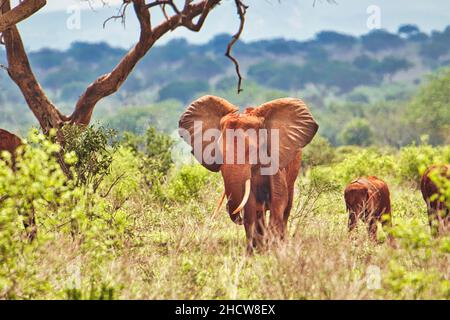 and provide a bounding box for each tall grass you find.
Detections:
[0,131,449,299]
